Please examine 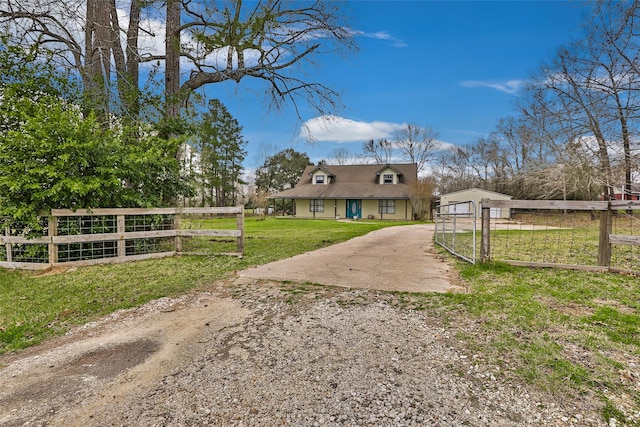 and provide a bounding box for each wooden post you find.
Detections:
[480,198,491,262]
[117,215,126,258]
[174,213,182,254]
[48,215,58,265]
[236,207,244,256]
[4,225,12,263]
[598,202,612,267]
